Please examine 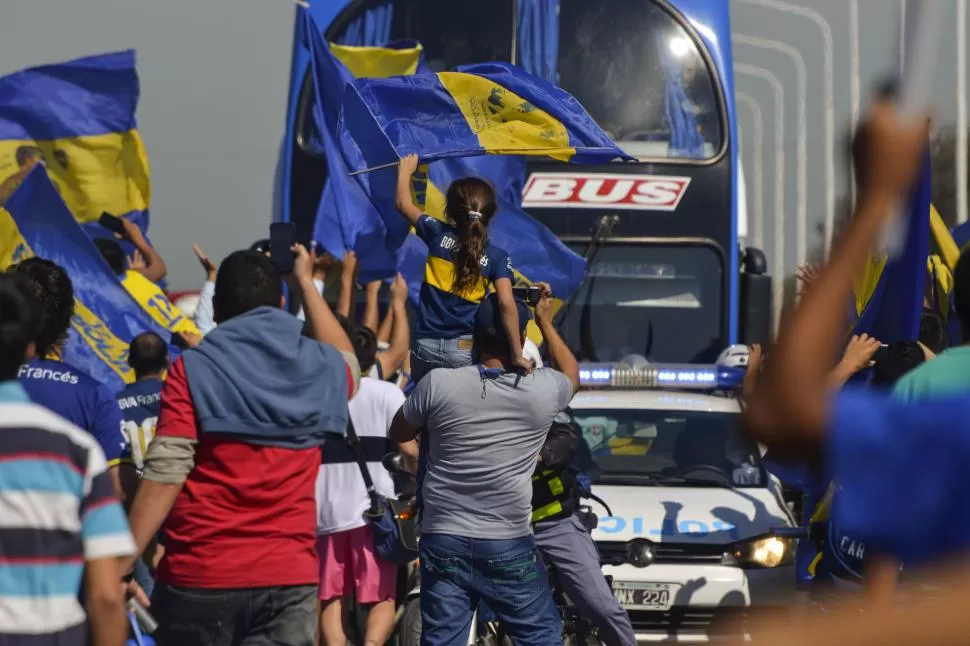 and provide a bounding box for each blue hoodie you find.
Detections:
[181,307,348,449]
